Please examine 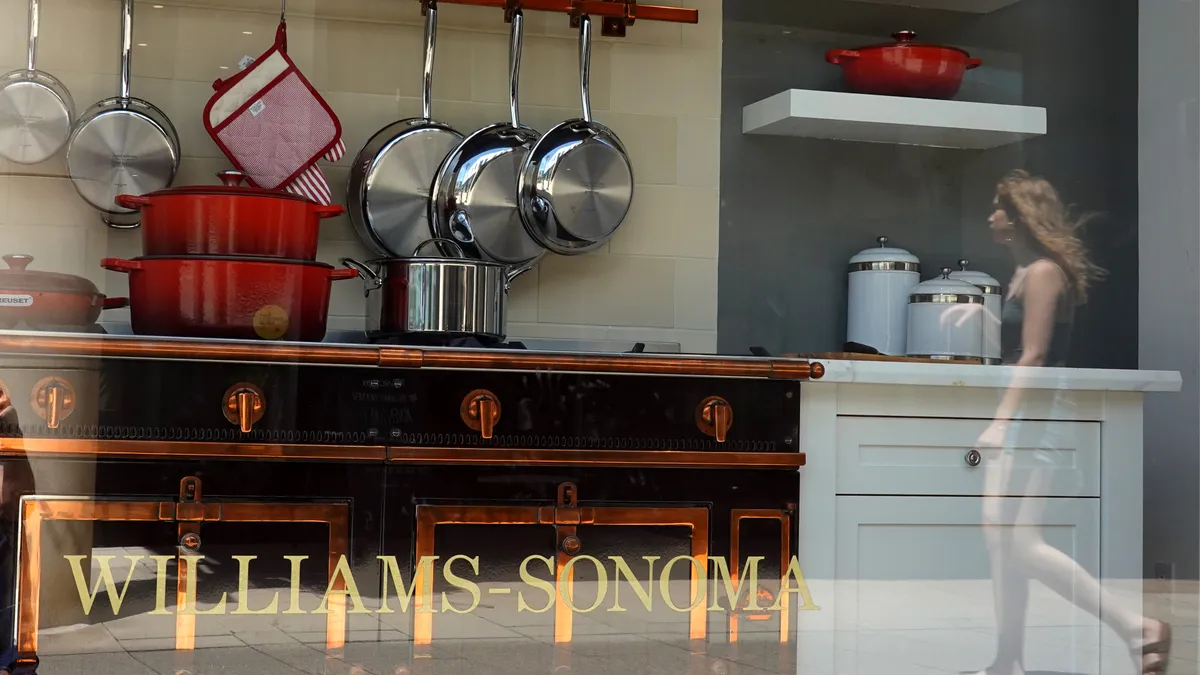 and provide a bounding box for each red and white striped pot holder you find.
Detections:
[203,21,342,204]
